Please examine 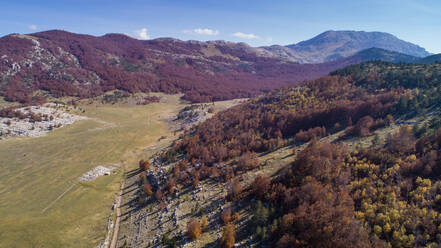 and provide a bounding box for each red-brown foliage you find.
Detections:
[251,175,271,200]
[0,30,367,104]
[386,125,415,154]
[267,141,373,247]
[165,178,176,194]
[192,171,200,188]
[143,183,153,196]
[220,224,236,248]
[187,218,202,240]
[166,75,400,185]
[221,208,232,224]
[236,152,259,172]
[295,126,326,143]
[154,189,163,201]
[139,159,151,171]
[228,179,243,201]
